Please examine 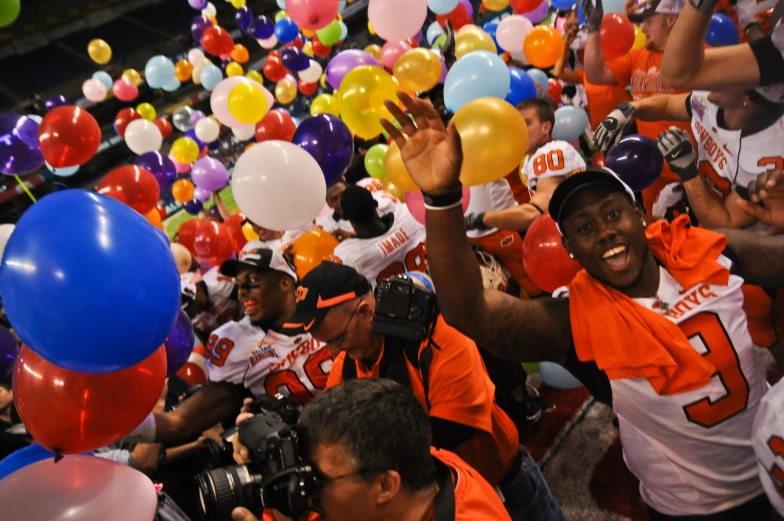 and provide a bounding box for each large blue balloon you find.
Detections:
[0,190,181,374]
[0,444,94,481]
[274,18,299,44]
[706,13,740,46]
[553,105,589,141]
[506,67,538,107]
[606,134,664,192]
[444,51,510,113]
[292,114,354,185]
[526,68,548,89]
[145,55,176,89]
